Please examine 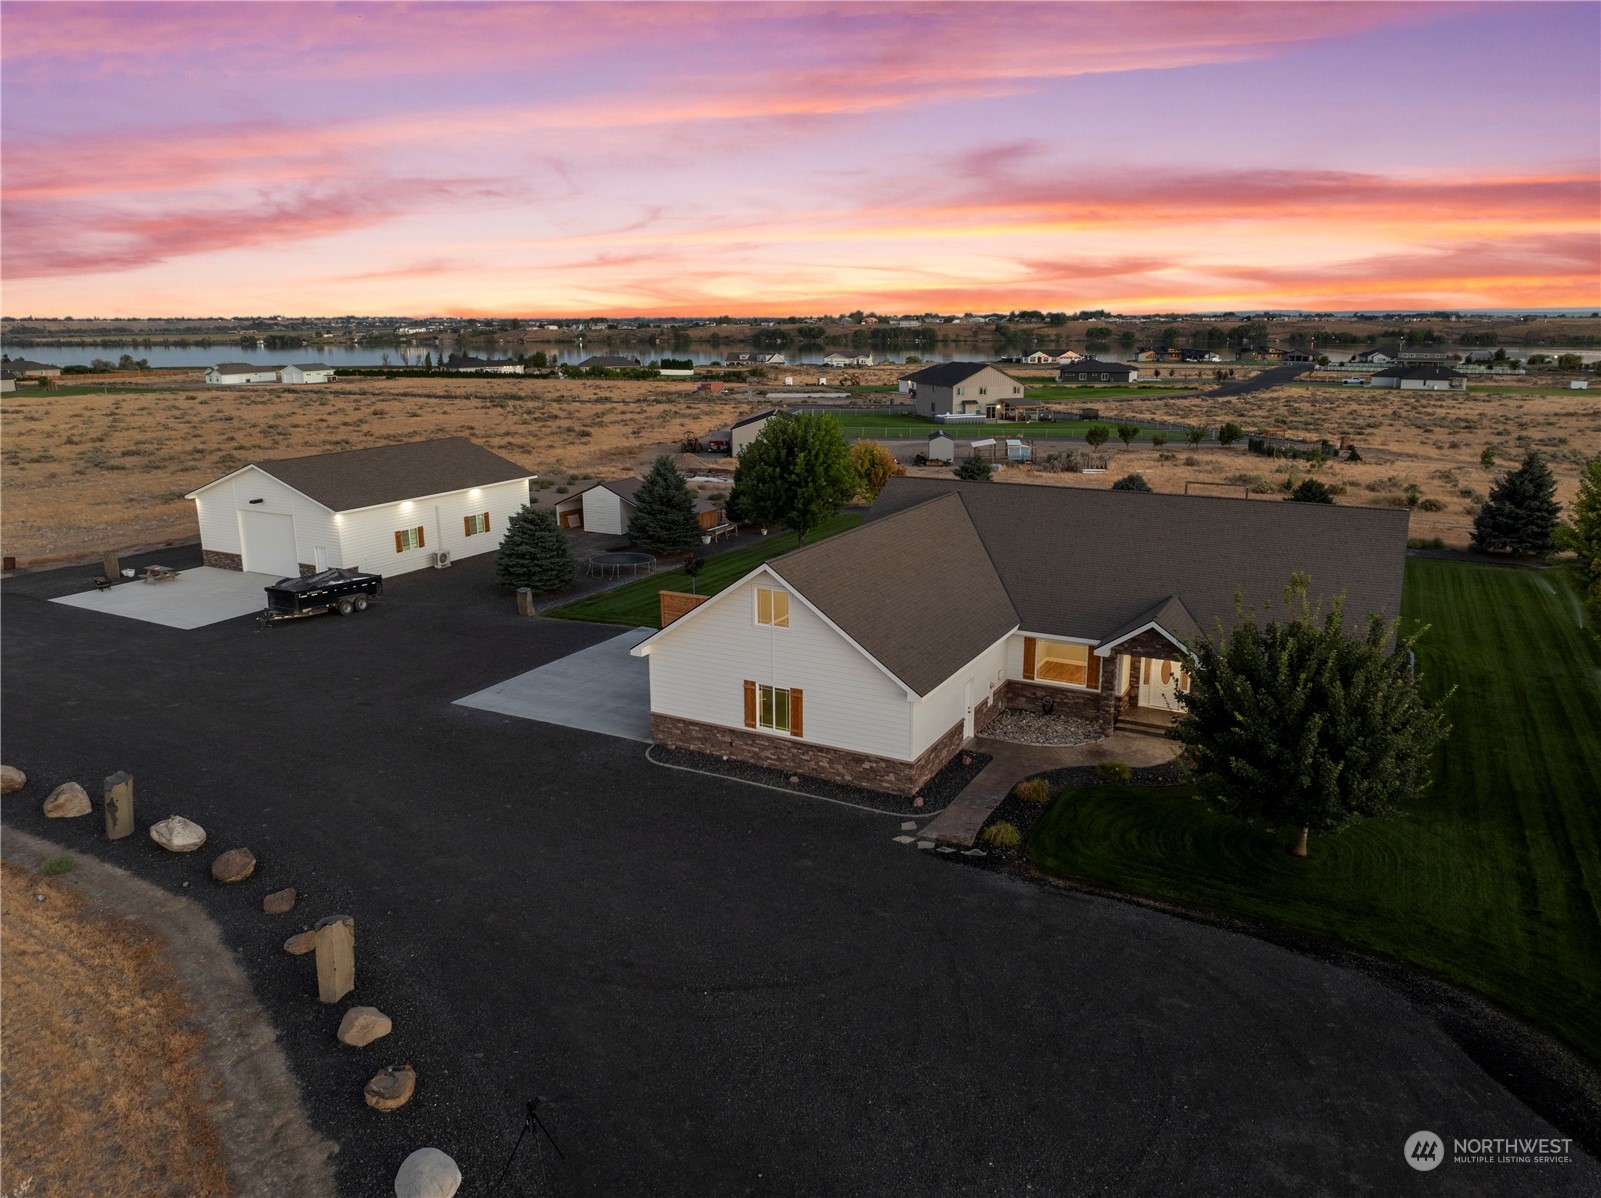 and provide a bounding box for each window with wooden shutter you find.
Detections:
[743,680,757,728]
[482,511,490,532]
[417,525,424,548]
[464,511,491,536]
[788,688,803,738]
[1023,637,1037,680]
[464,515,474,537]
[395,530,405,553]
[395,526,426,552]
